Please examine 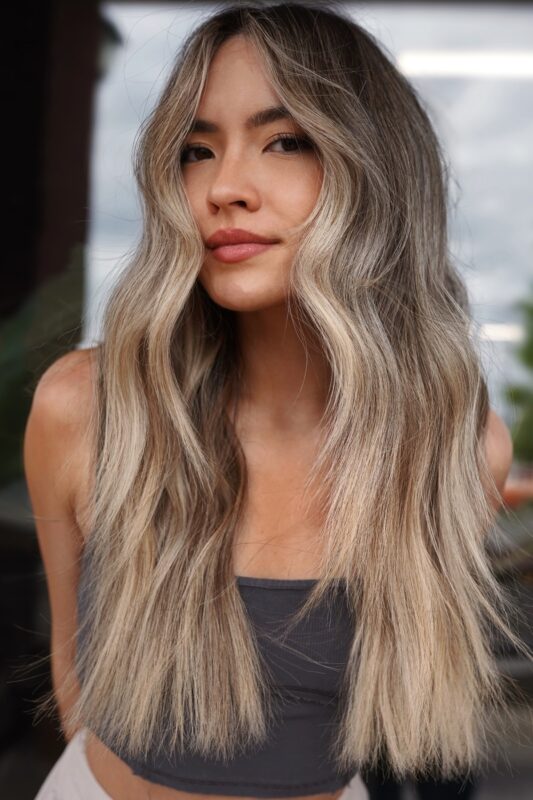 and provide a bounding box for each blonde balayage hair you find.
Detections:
[35,0,532,784]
